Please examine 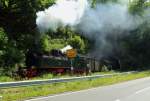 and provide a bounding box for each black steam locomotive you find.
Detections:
[25,49,91,76]
[24,47,119,77]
